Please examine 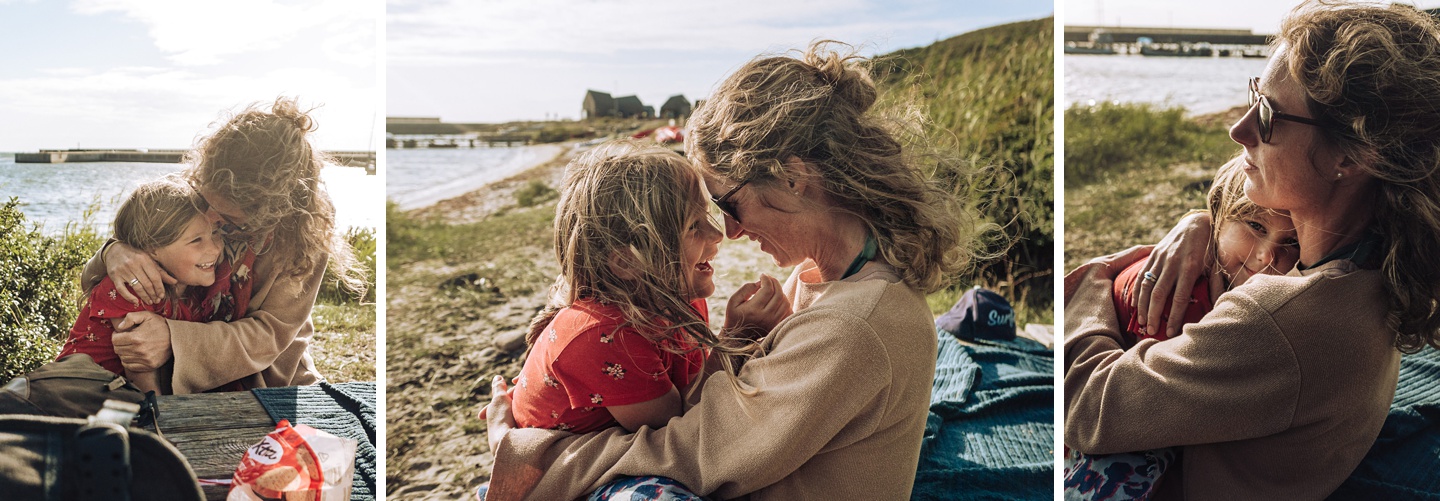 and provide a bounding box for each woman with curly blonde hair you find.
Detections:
[83,97,364,395]
[1066,1,1440,497]
[479,40,979,501]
